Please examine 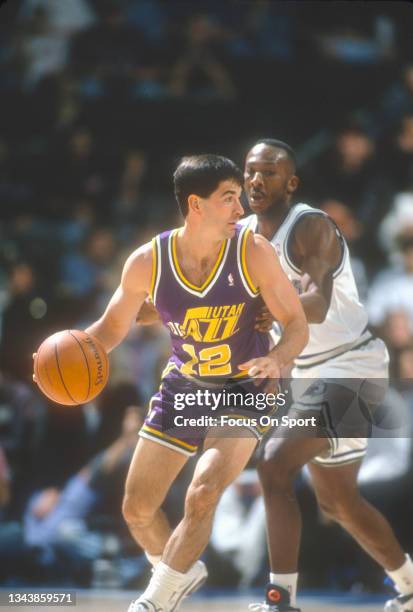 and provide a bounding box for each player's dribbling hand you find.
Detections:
[254,305,274,332]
